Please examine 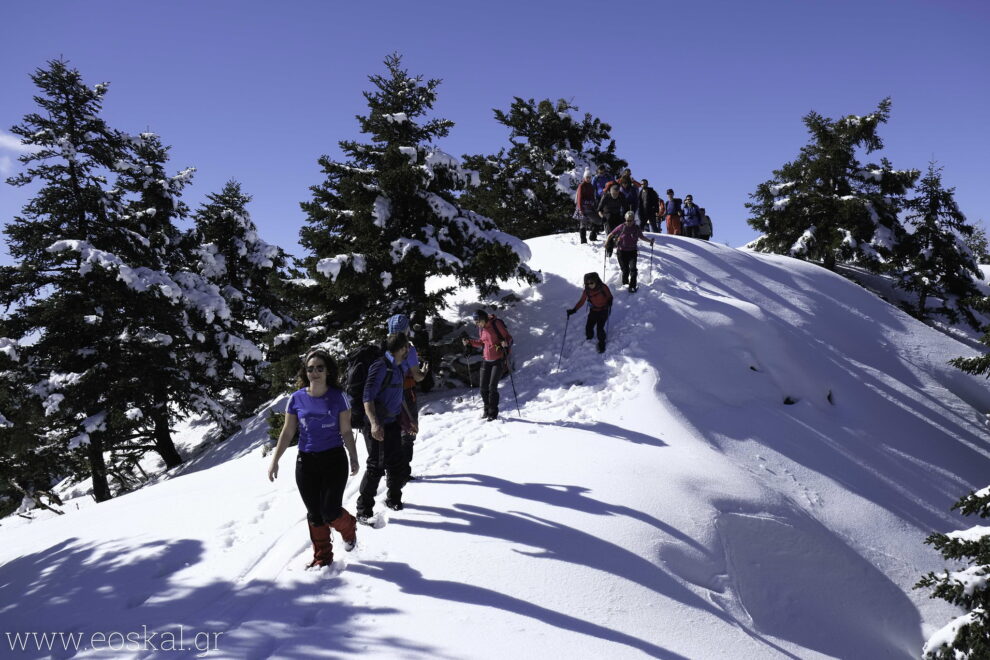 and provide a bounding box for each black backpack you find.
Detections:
[344,344,386,428]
